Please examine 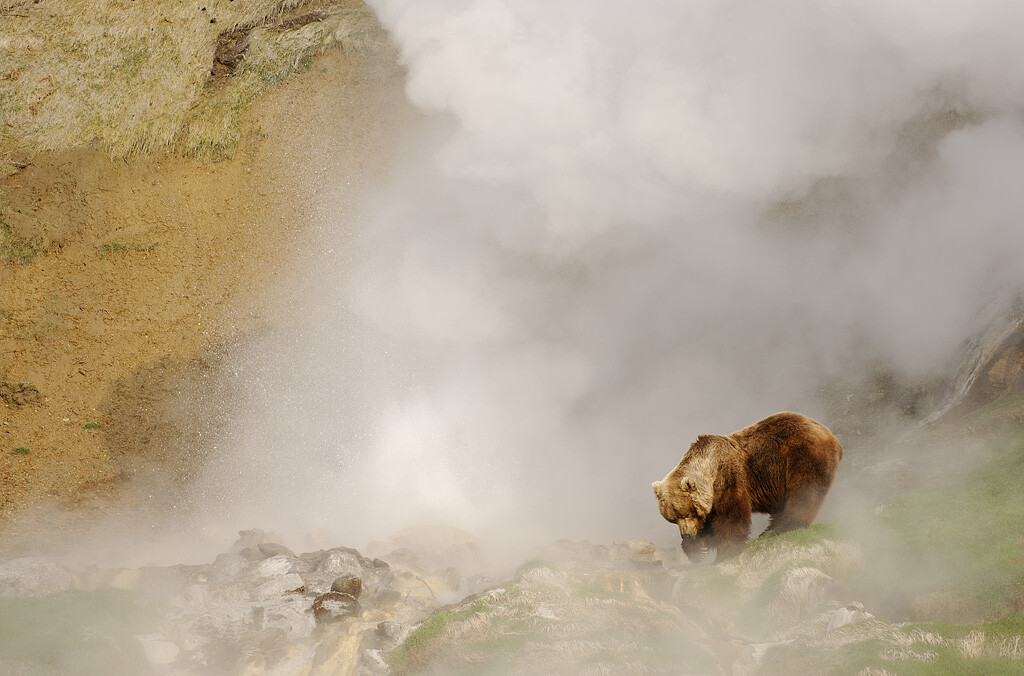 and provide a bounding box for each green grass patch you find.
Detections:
[83,422,101,430]
[13,446,30,454]
[99,241,129,256]
[388,600,491,674]
[1,222,44,264]
[98,240,161,258]
[743,523,840,558]
[868,440,1024,617]
[762,615,1024,675]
